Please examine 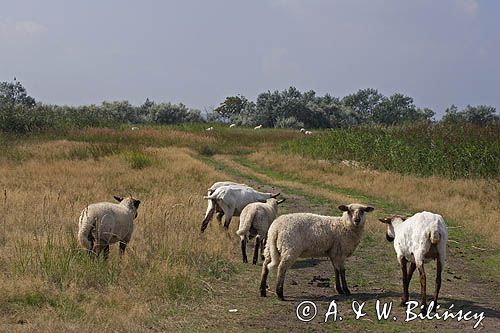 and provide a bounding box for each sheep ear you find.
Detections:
[338,205,349,212]
[277,199,286,205]
[271,192,280,198]
[114,196,123,202]
[364,206,374,212]
[378,217,391,224]
[133,200,141,208]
